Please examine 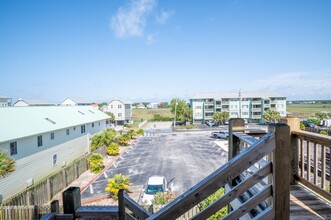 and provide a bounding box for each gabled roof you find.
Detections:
[0,106,110,143]
[191,92,286,100]
[0,95,11,99]
[13,98,55,106]
[109,99,132,105]
[61,97,92,104]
